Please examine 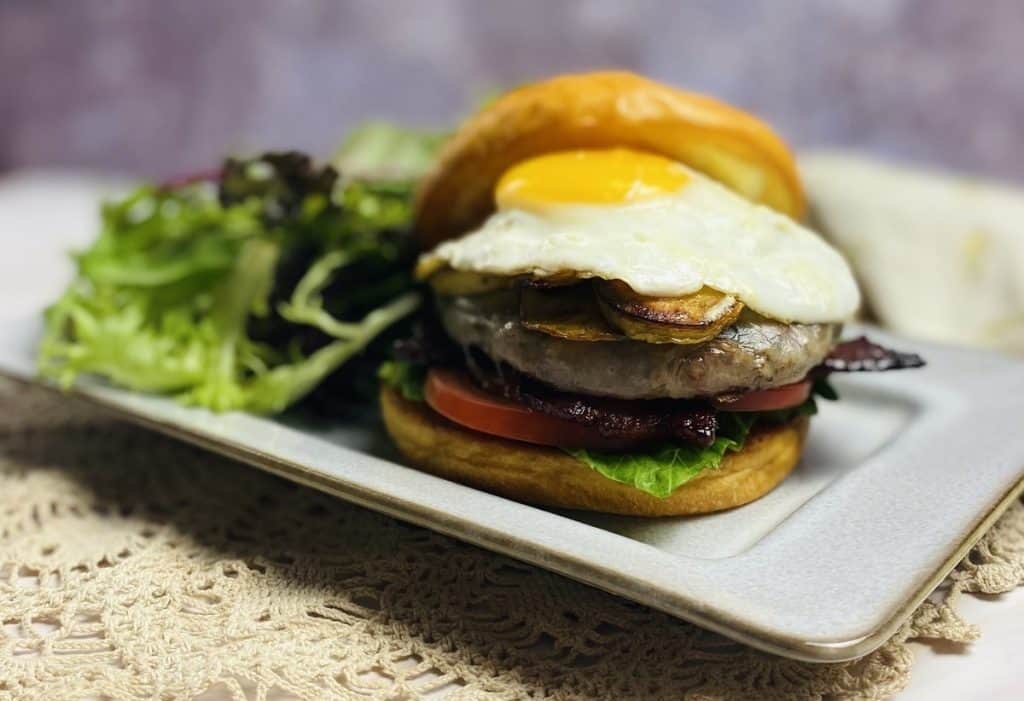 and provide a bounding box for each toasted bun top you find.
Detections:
[414,71,805,249]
